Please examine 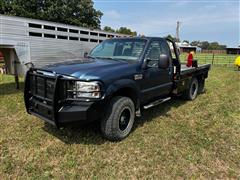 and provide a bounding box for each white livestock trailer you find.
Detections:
[0,15,127,78]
